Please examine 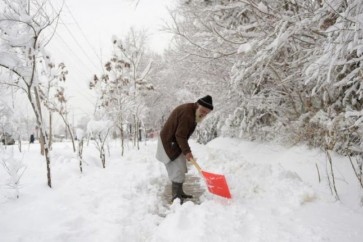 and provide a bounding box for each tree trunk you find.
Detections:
[138,124,142,142]
[44,144,52,188]
[35,118,52,188]
[133,114,137,147]
[100,146,106,168]
[119,126,124,156]
[58,113,76,152]
[48,112,53,150]
[30,86,52,188]
[65,121,76,152]
[34,87,45,156]
[17,136,22,153]
[133,115,140,150]
[78,139,84,173]
[39,134,45,155]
